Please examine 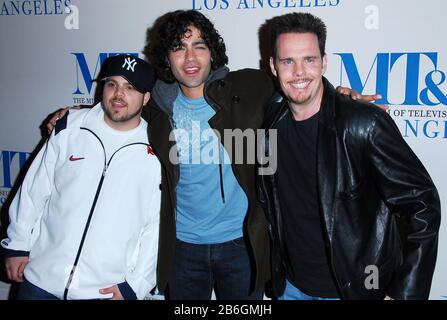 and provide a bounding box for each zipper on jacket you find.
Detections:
[168,117,179,222]
[63,127,150,300]
[63,128,106,300]
[218,144,226,204]
[263,129,284,249]
[102,164,108,176]
[203,90,226,204]
[265,104,296,259]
